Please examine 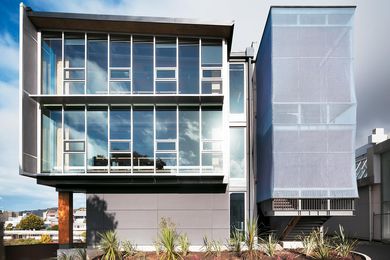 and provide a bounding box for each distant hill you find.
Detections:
[19,207,58,218]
